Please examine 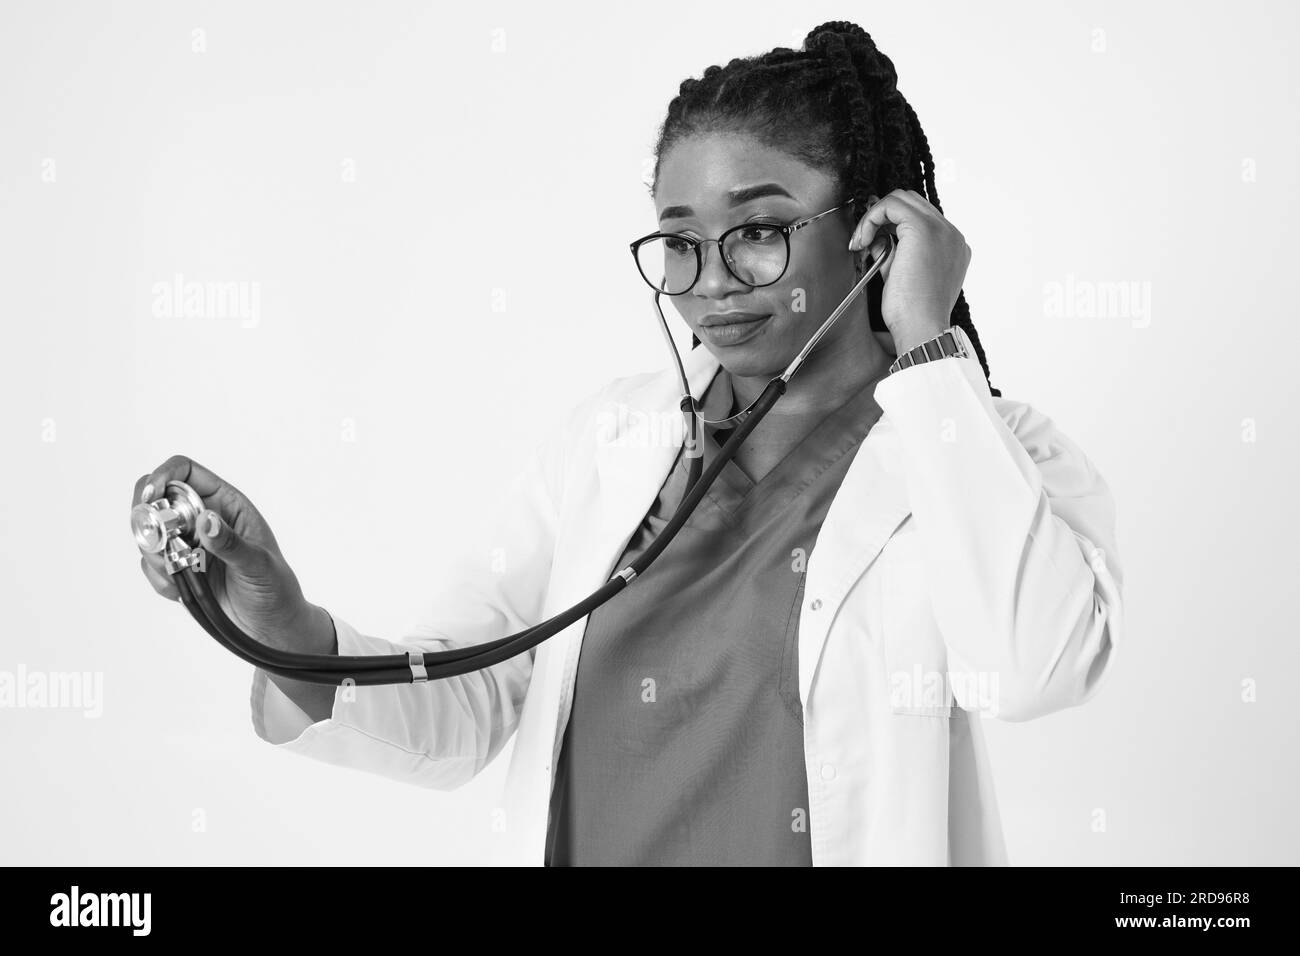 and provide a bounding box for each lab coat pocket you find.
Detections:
[880,523,954,719]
